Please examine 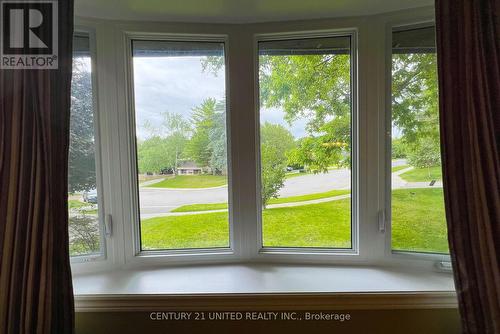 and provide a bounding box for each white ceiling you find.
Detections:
[75,0,433,24]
